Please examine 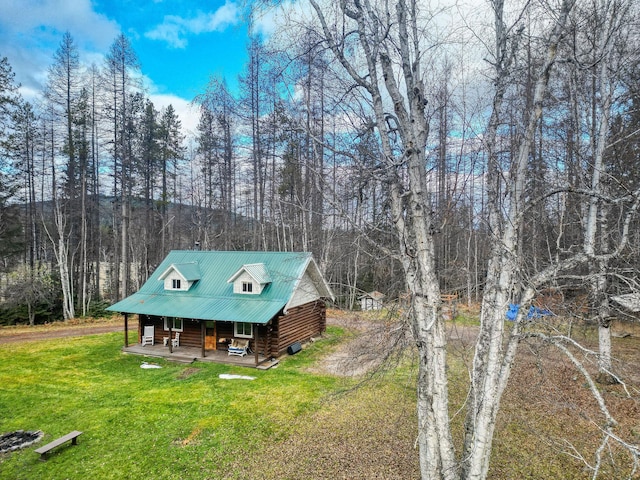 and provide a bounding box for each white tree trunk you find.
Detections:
[58,235,75,320]
[45,204,75,320]
[461,1,576,477]
[298,0,640,477]
[581,0,624,380]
